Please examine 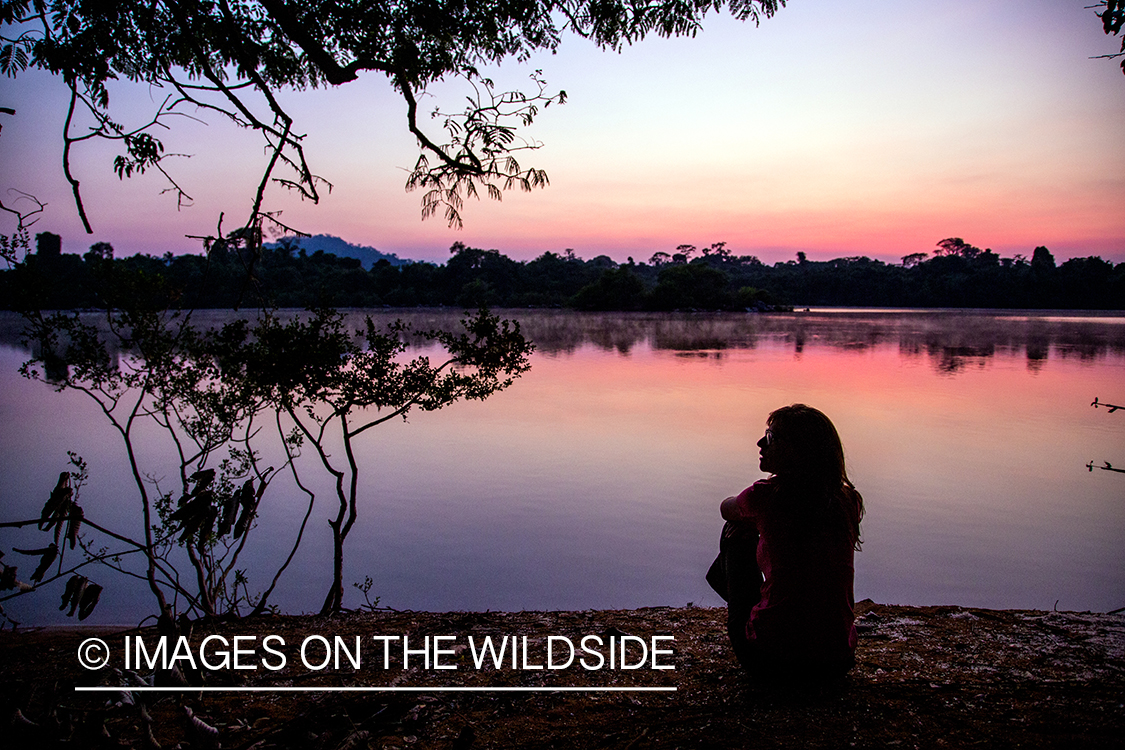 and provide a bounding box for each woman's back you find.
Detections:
[713,404,864,680]
[726,478,858,667]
